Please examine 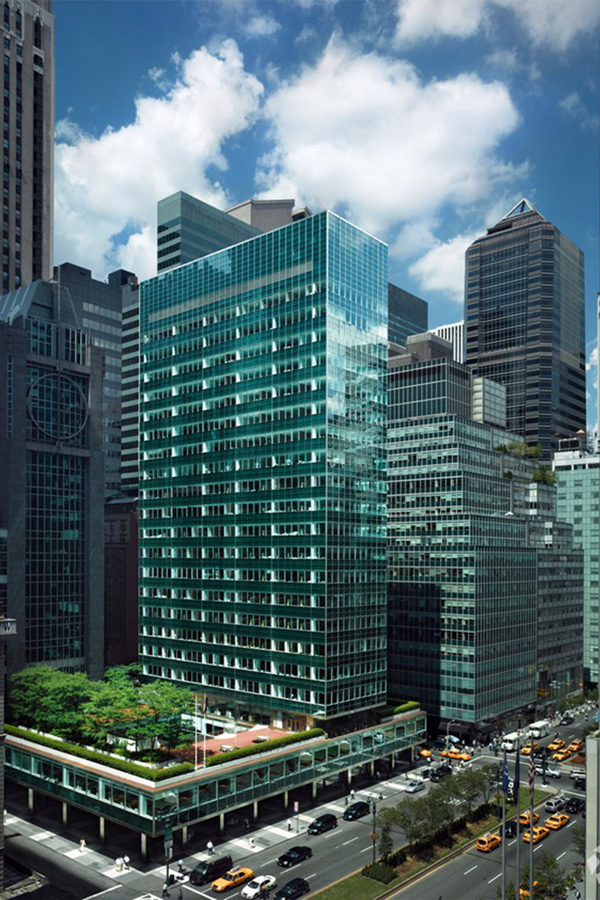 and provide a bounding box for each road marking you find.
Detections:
[534,845,543,852]
[343,837,359,845]
[557,851,567,860]
[306,872,317,878]
[464,865,478,875]
[509,839,517,846]
[181,886,213,899]
[567,821,576,828]
[360,846,371,853]
[488,873,502,884]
